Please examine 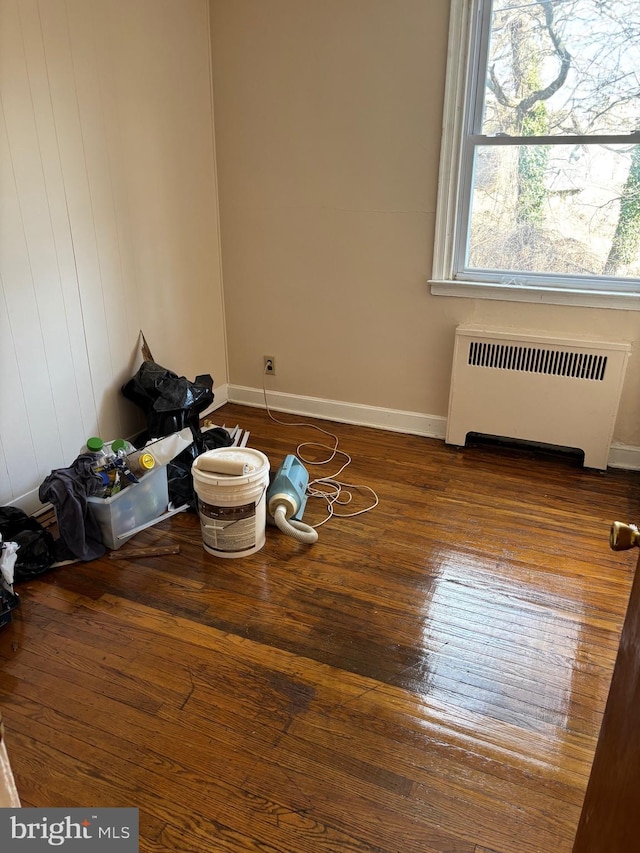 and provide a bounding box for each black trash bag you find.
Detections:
[167,427,233,509]
[0,506,56,581]
[122,360,214,438]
